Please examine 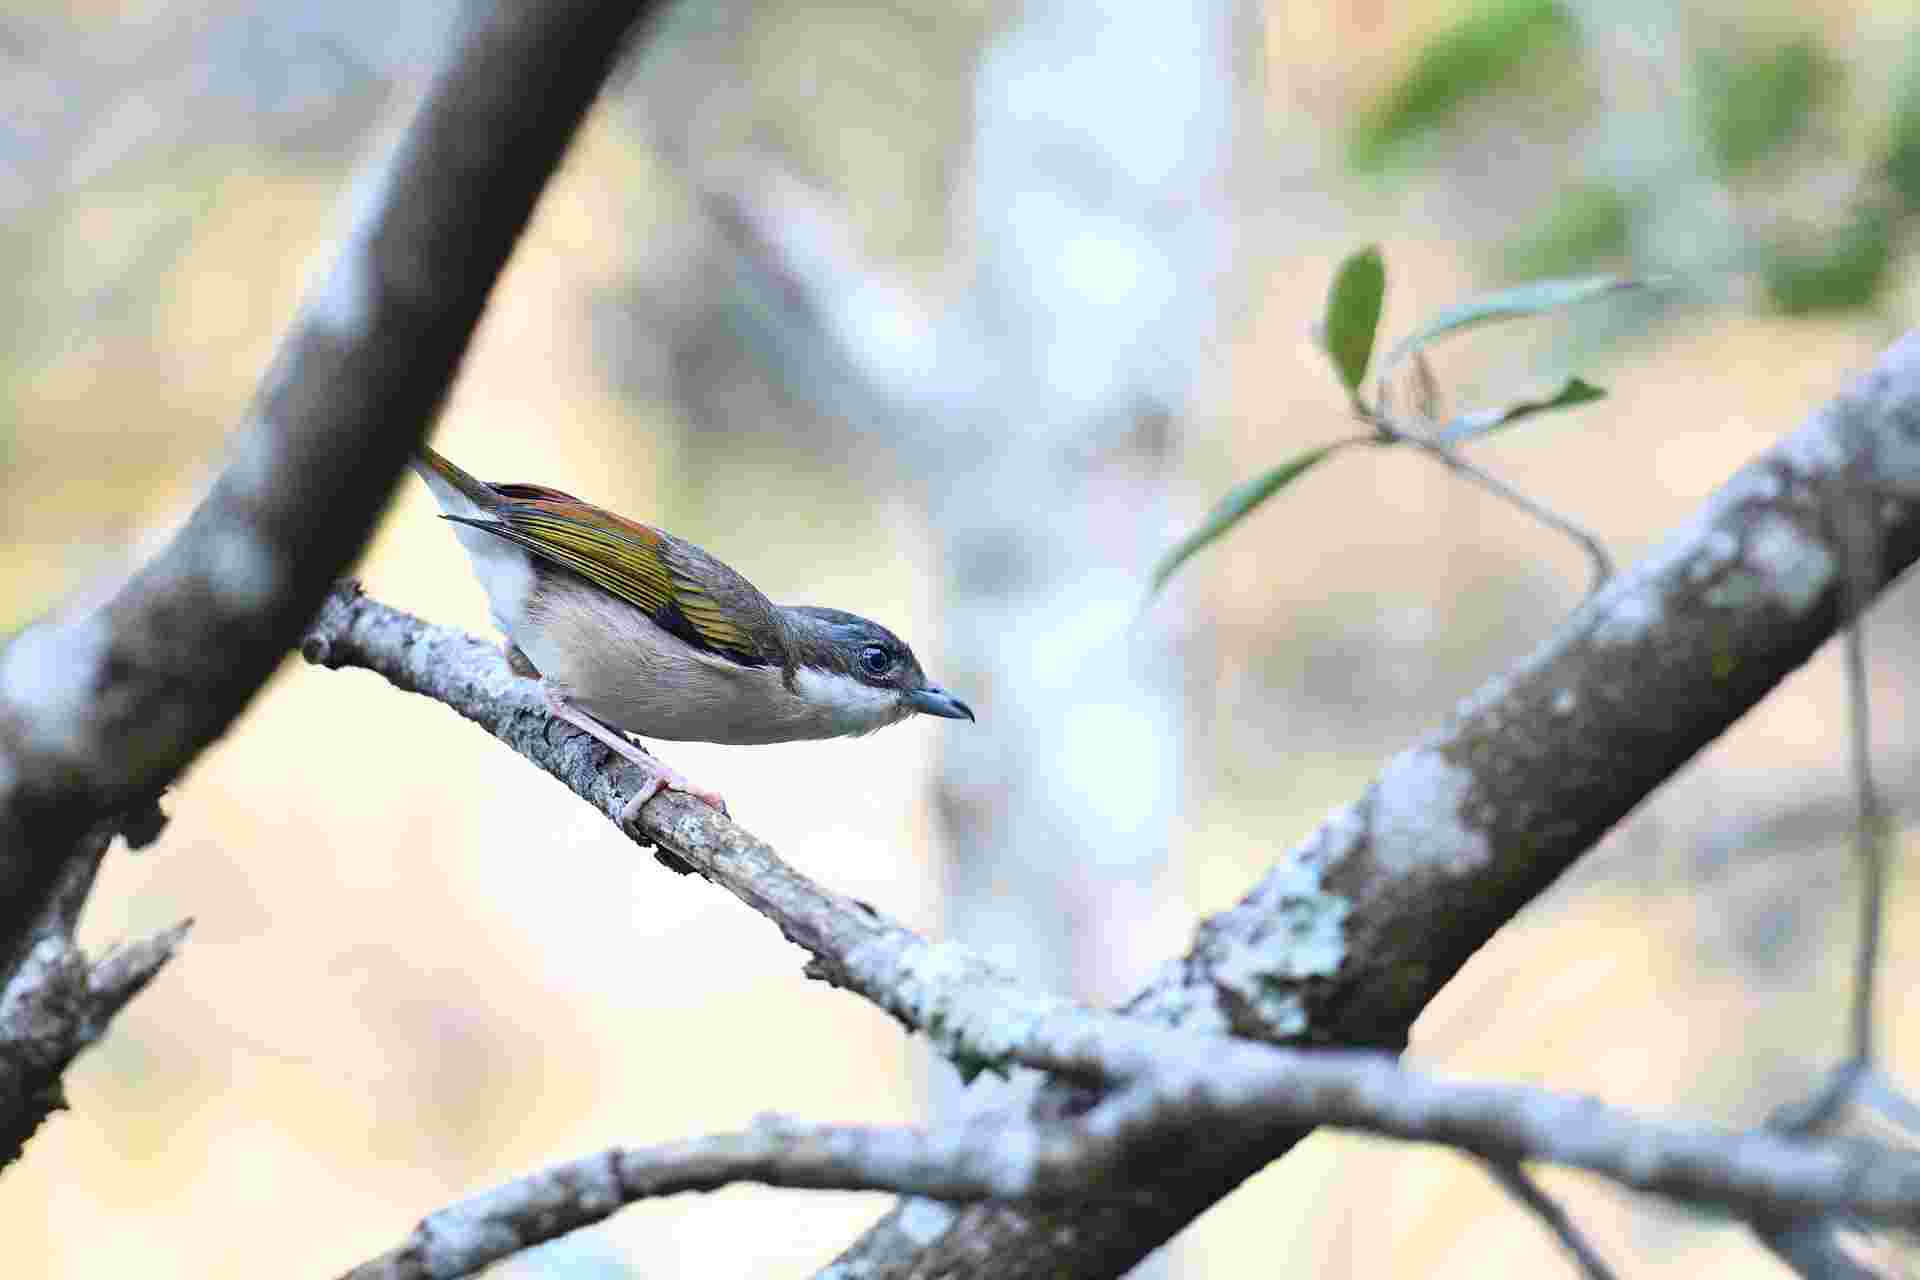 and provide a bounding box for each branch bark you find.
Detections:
[316,569,1920,1277]
[302,584,1155,1085]
[0,824,188,1168]
[0,0,665,1160]
[311,335,1920,1274]
[340,1074,1920,1280]
[824,337,1920,1275]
